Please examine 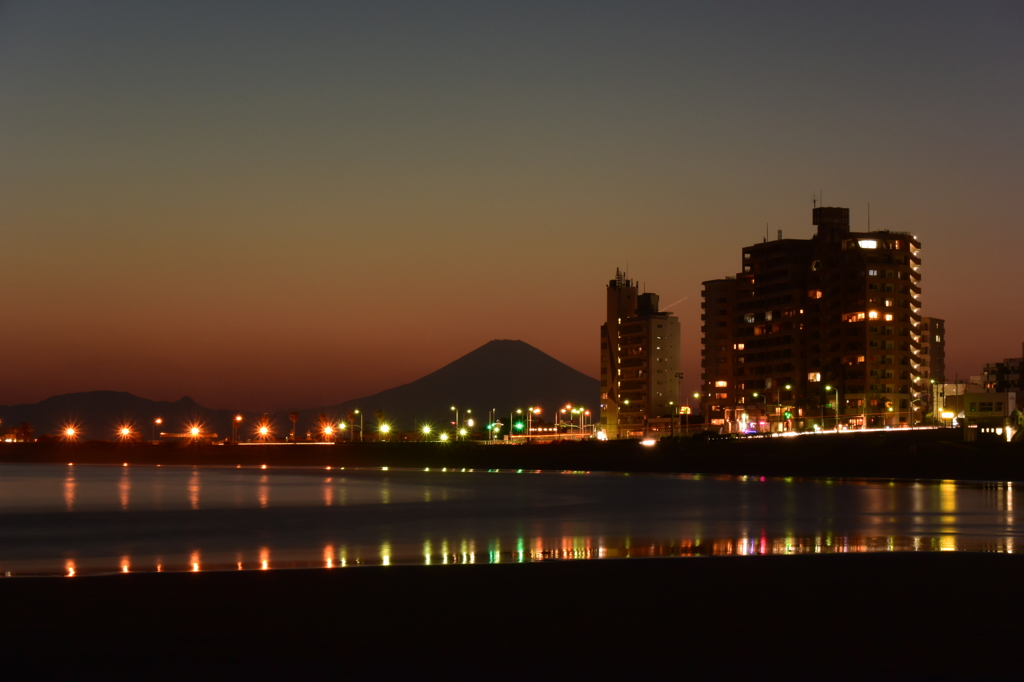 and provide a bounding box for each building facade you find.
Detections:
[919,317,946,419]
[701,206,926,431]
[600,270,680,439]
